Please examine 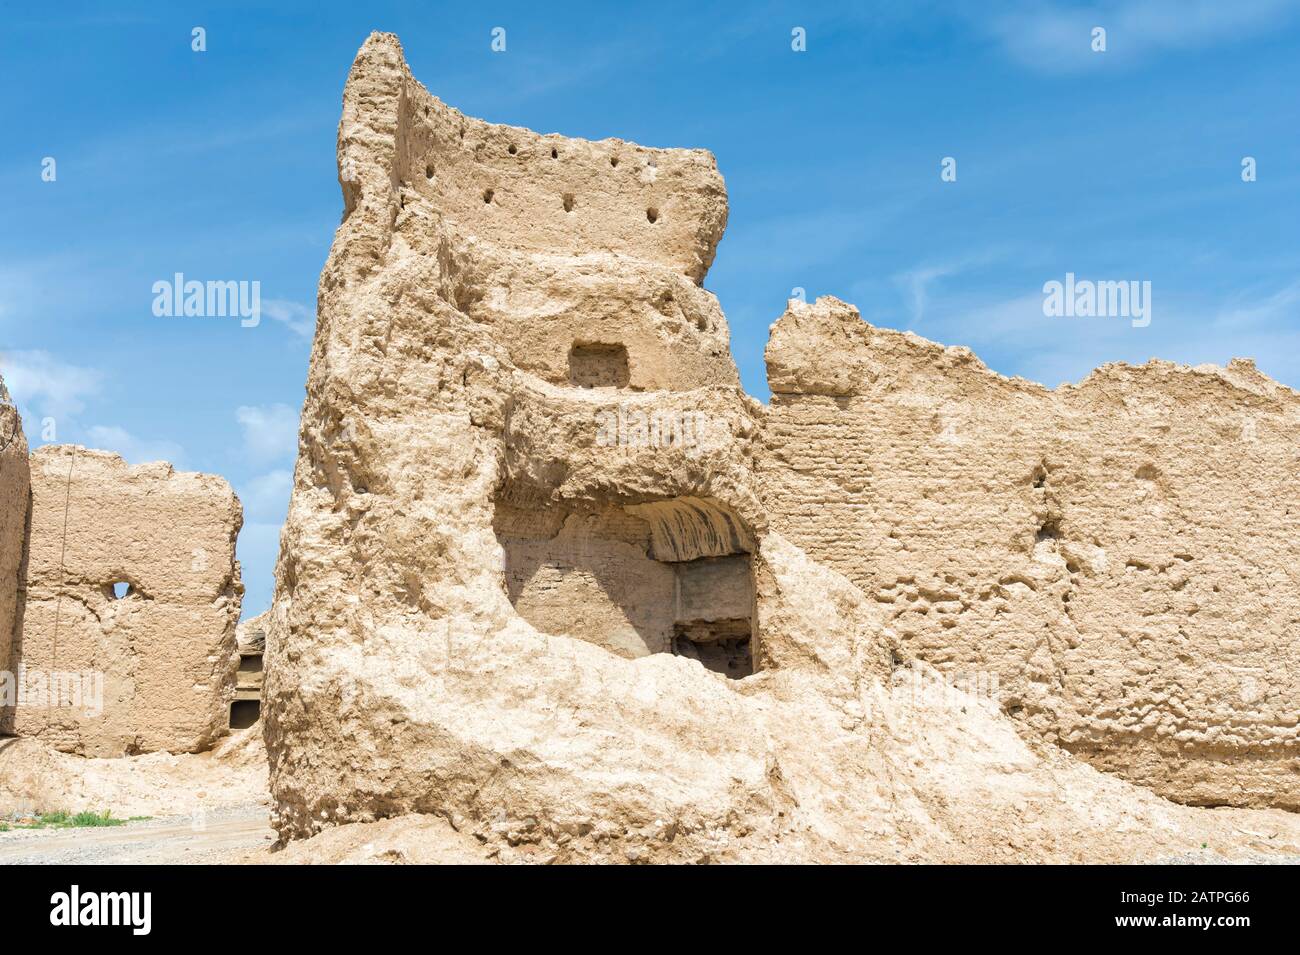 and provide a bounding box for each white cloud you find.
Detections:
[892,249,1010,328]
[980,0,1300,74]
[84,424,185,466]
[0,349,104,420]
[1210,281,1300,332]
[903,278,1300,390]
[895,265,955,328]
[239,468,293,522]
[263,299,316,339]
[236,403,300,464]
